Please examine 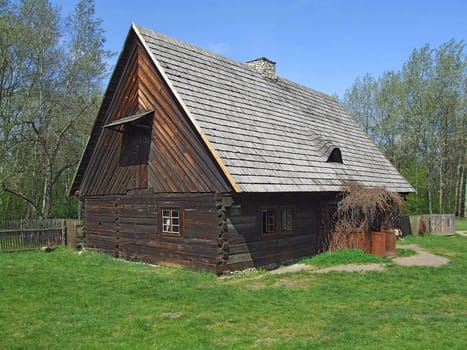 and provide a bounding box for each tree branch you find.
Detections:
[1,183,42,218]
[52,163,71,186]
